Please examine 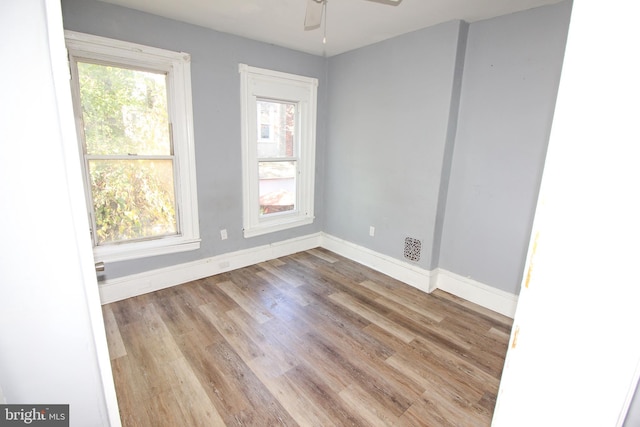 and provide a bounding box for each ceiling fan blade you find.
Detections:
[365,0,403,5]
[304,0,324,31]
